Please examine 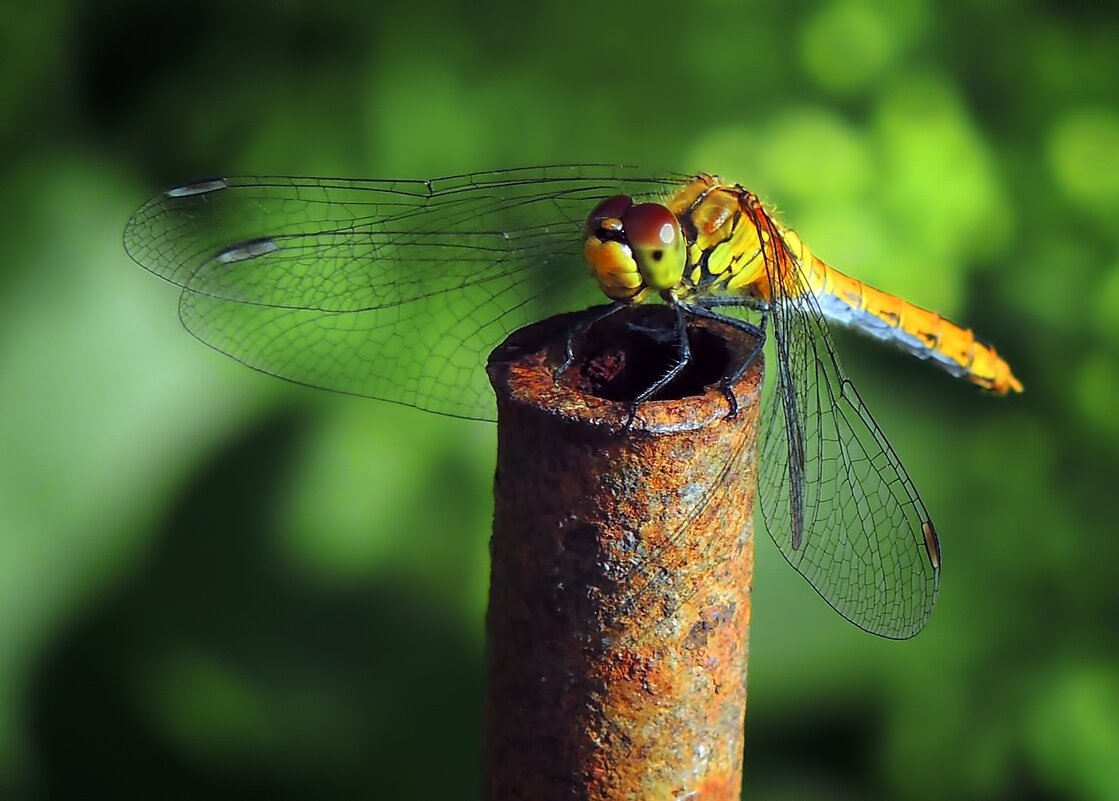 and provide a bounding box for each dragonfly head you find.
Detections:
[583,195,686,303]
